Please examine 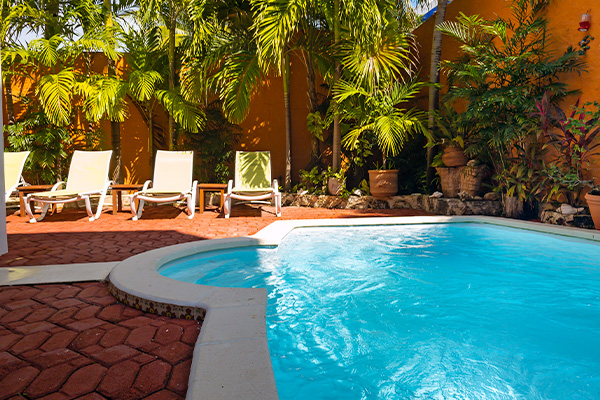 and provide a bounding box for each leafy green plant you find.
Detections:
[426,102,472,150]
[184,100,241,183]
[437,0,584,177]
